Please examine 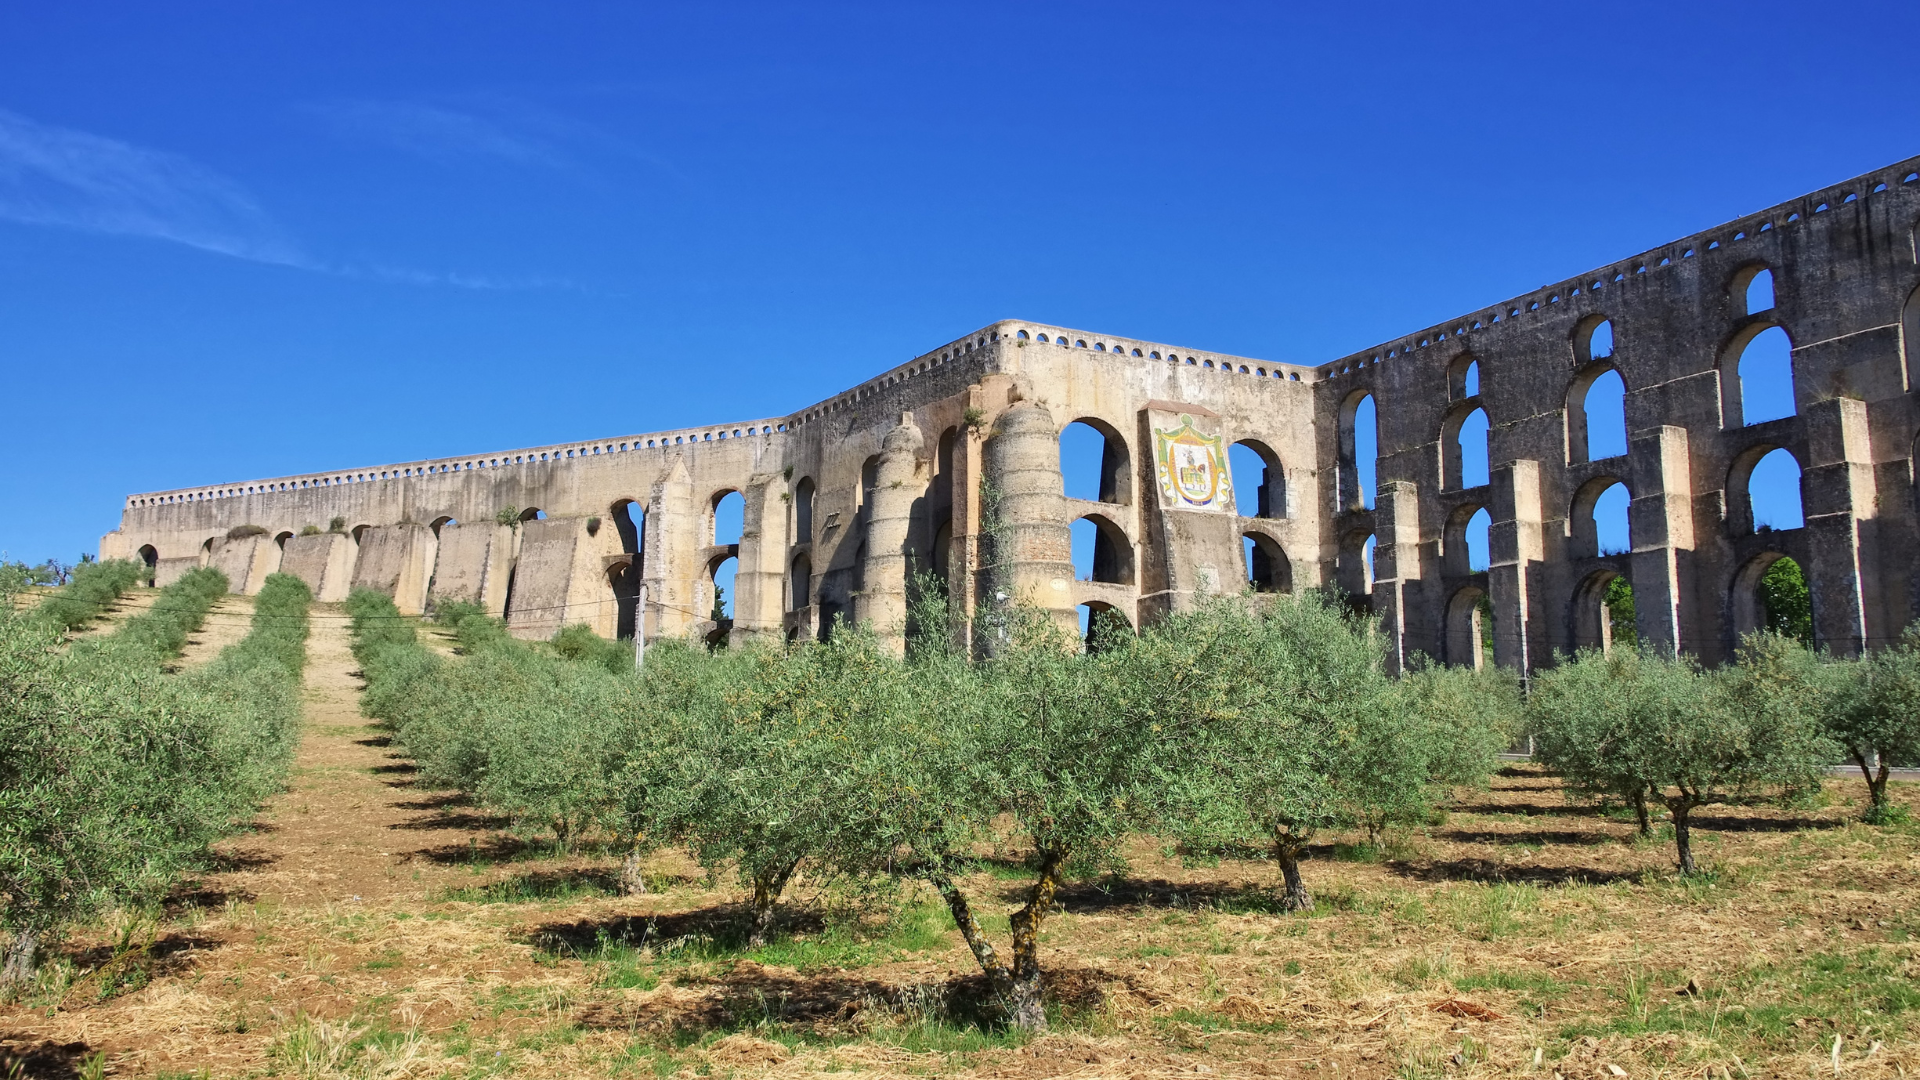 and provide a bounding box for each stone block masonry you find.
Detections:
[102,155,1920,669]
